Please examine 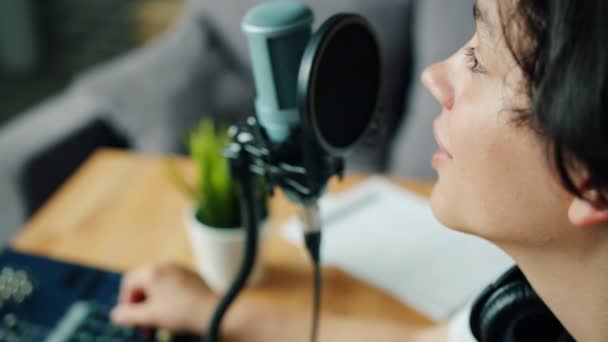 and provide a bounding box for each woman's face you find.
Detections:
[426,0,573,246]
